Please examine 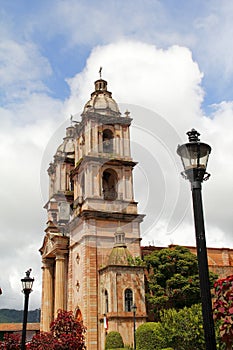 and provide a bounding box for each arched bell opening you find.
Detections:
[103,129,114,153]
[102,169,117,201]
